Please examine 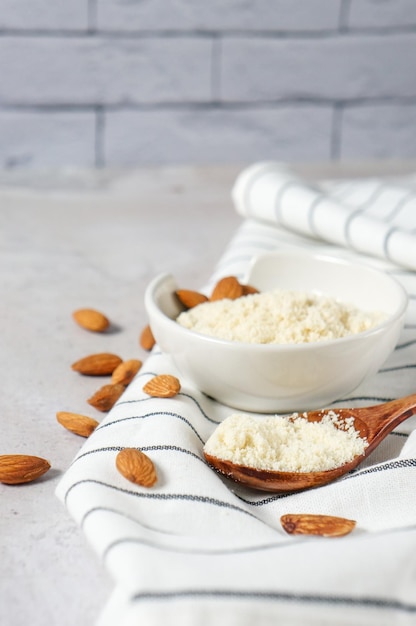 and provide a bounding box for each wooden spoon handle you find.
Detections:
[361,392,416,445]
